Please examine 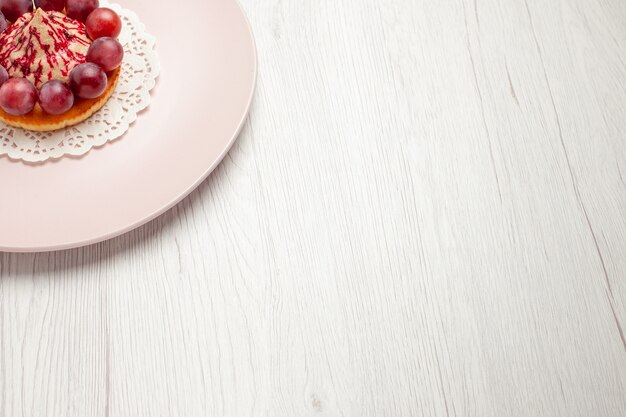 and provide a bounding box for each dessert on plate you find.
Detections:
[0,0,124,131]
